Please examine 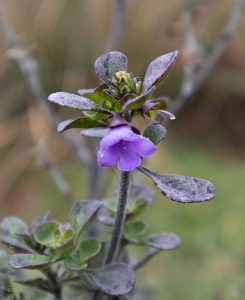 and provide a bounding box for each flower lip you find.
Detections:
[97,125,157,171]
